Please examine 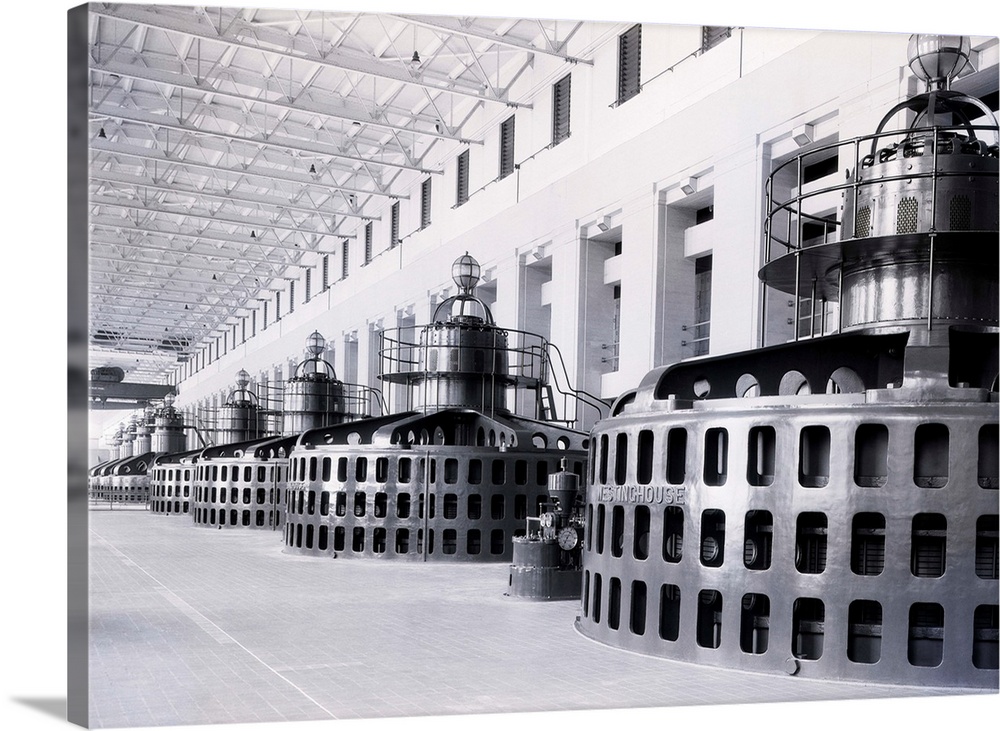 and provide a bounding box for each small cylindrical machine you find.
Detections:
[135,405,155,454]
[121,416,138,458]
[152,393,188,454]
[409,254,512,413]
[216,369,265,445]
[282,331,351,435]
